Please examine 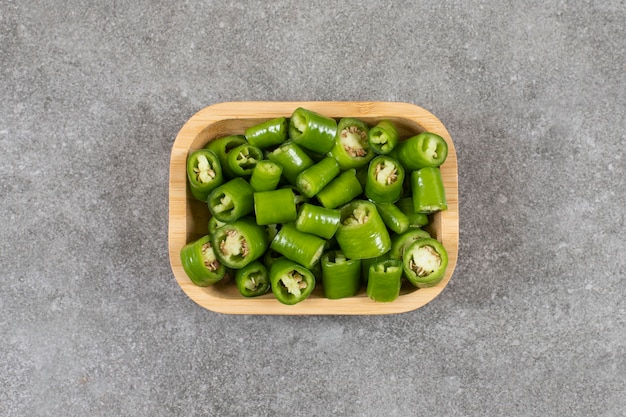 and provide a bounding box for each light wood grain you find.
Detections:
[168,101,459,314]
